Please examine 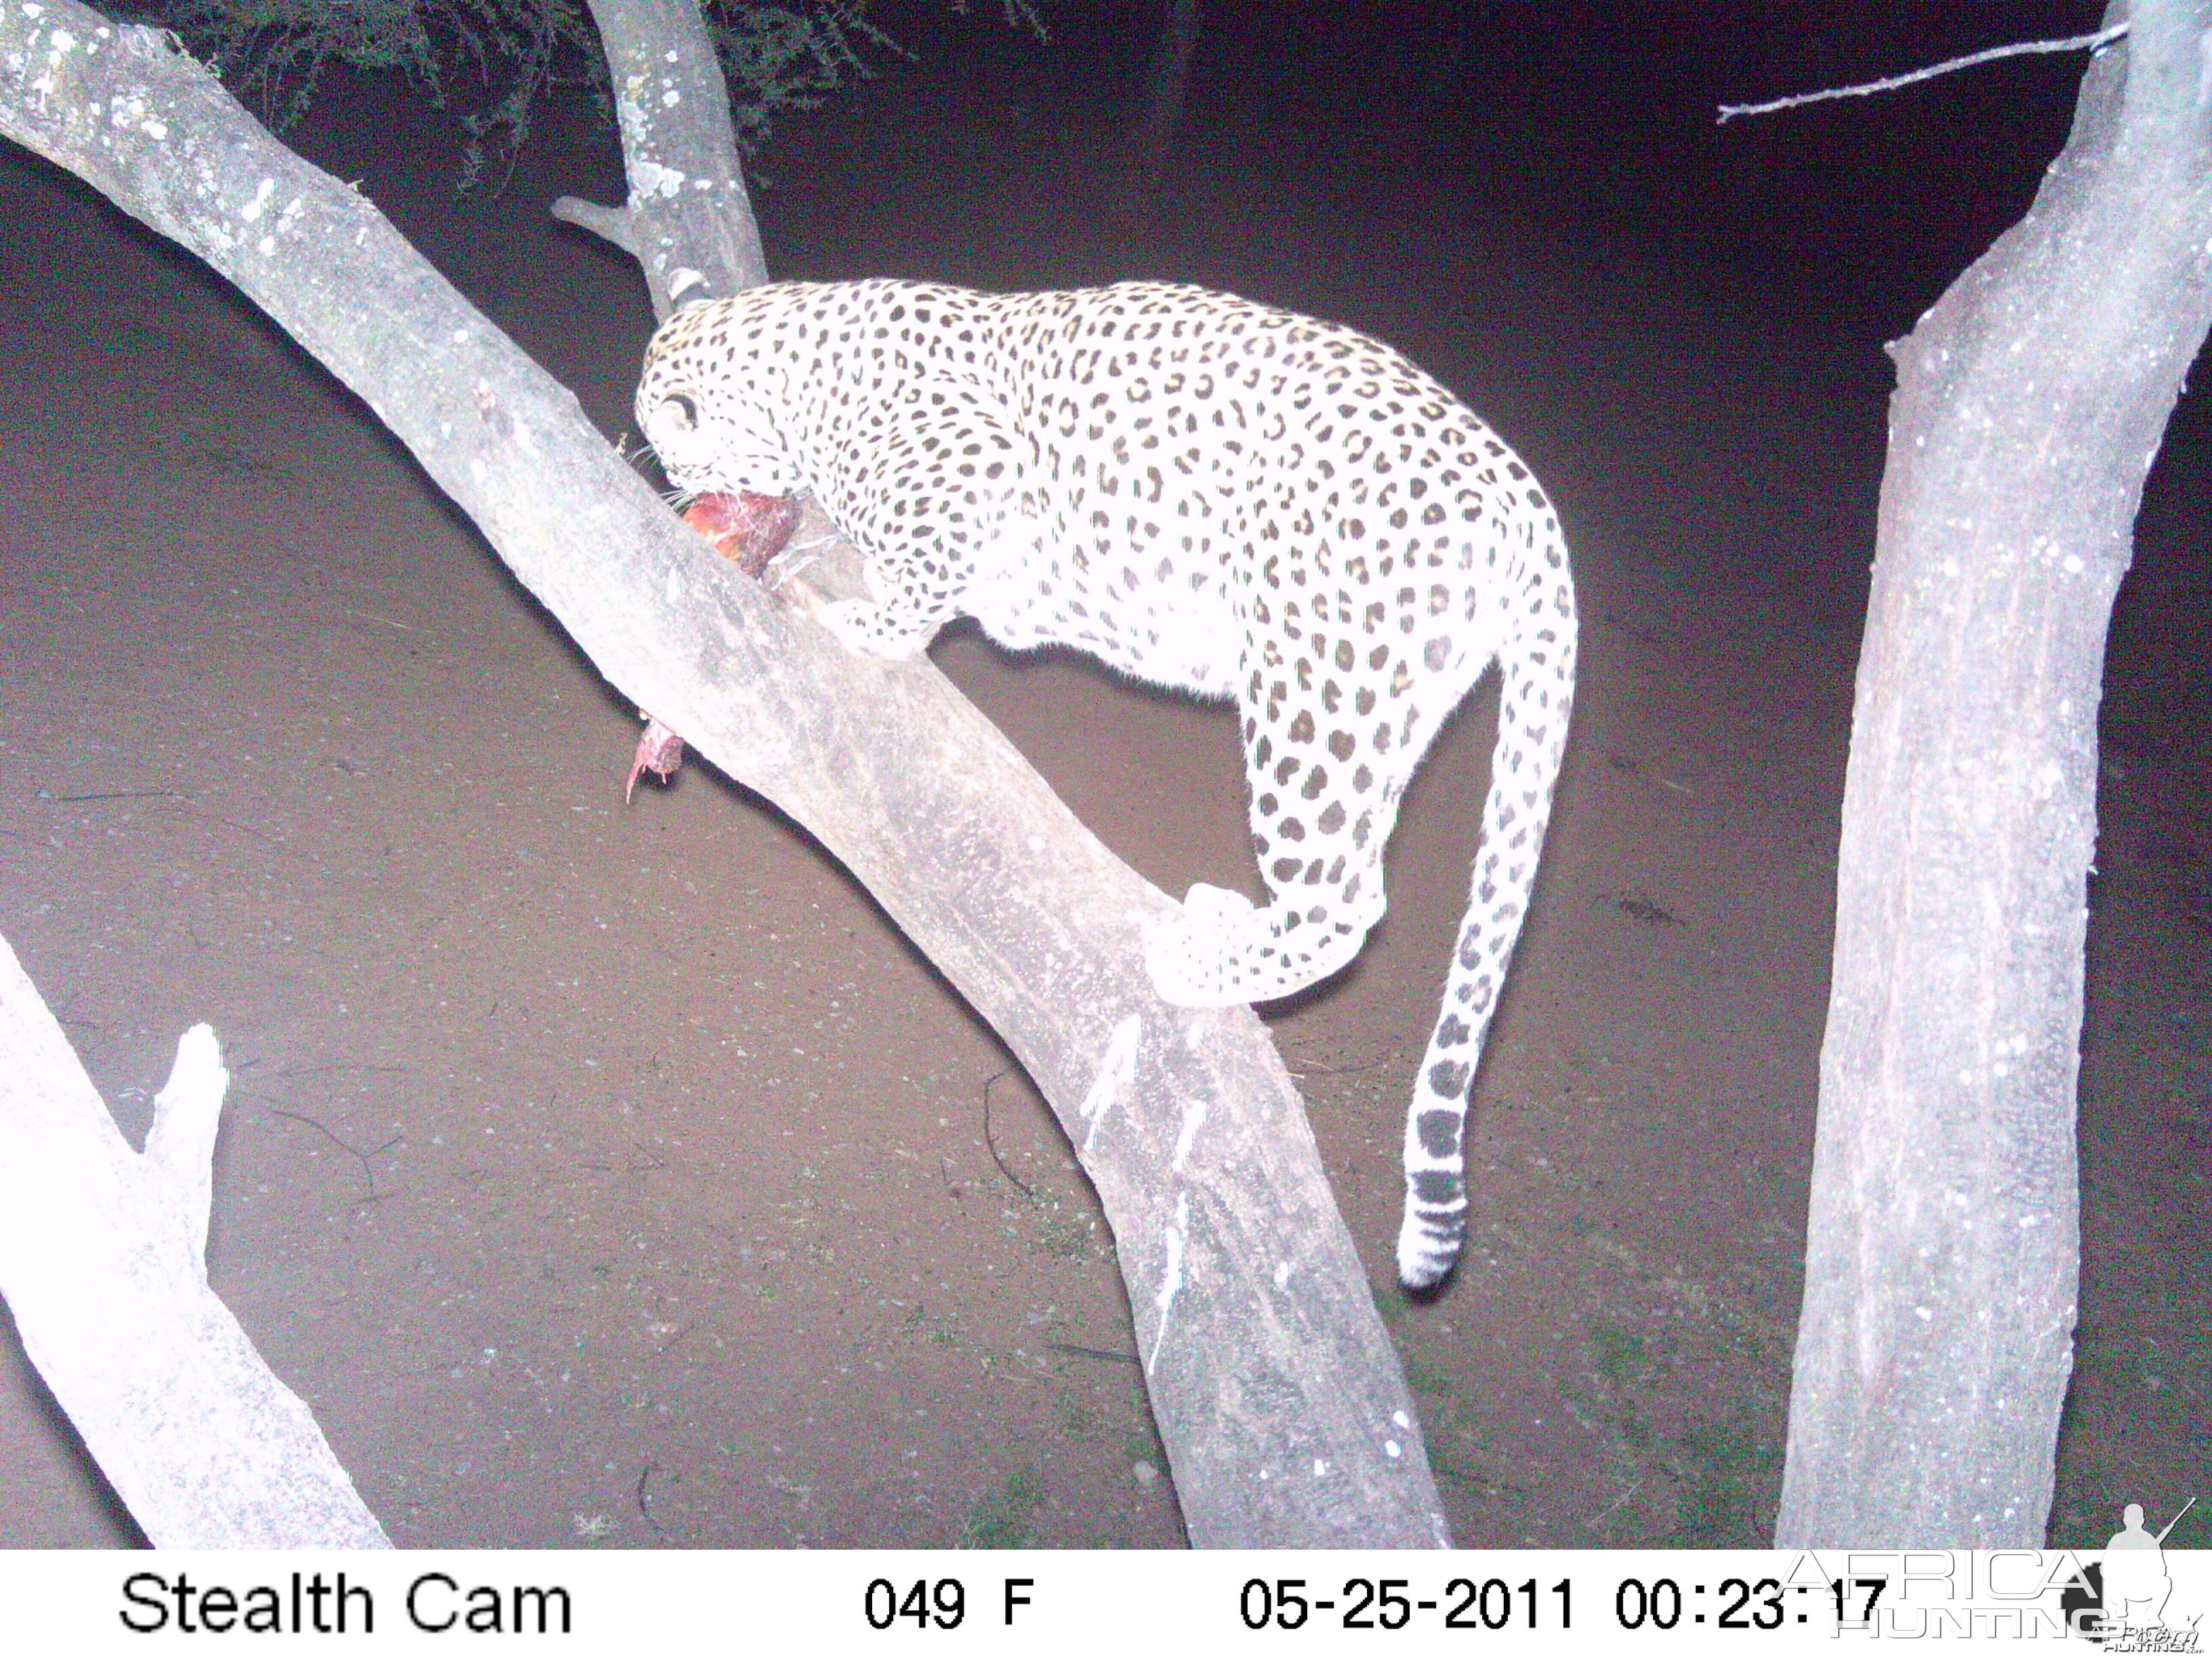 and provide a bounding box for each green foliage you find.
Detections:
[960,1465,1044,1549]
[123,1,892,189]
